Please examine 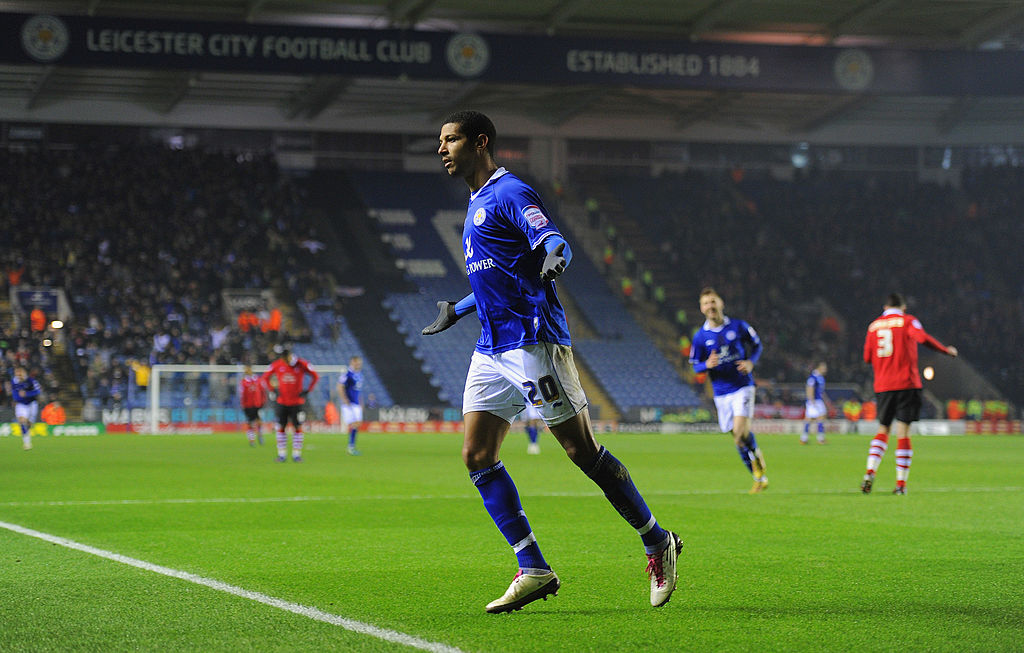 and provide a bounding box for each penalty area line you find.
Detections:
[0,520,465,653]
